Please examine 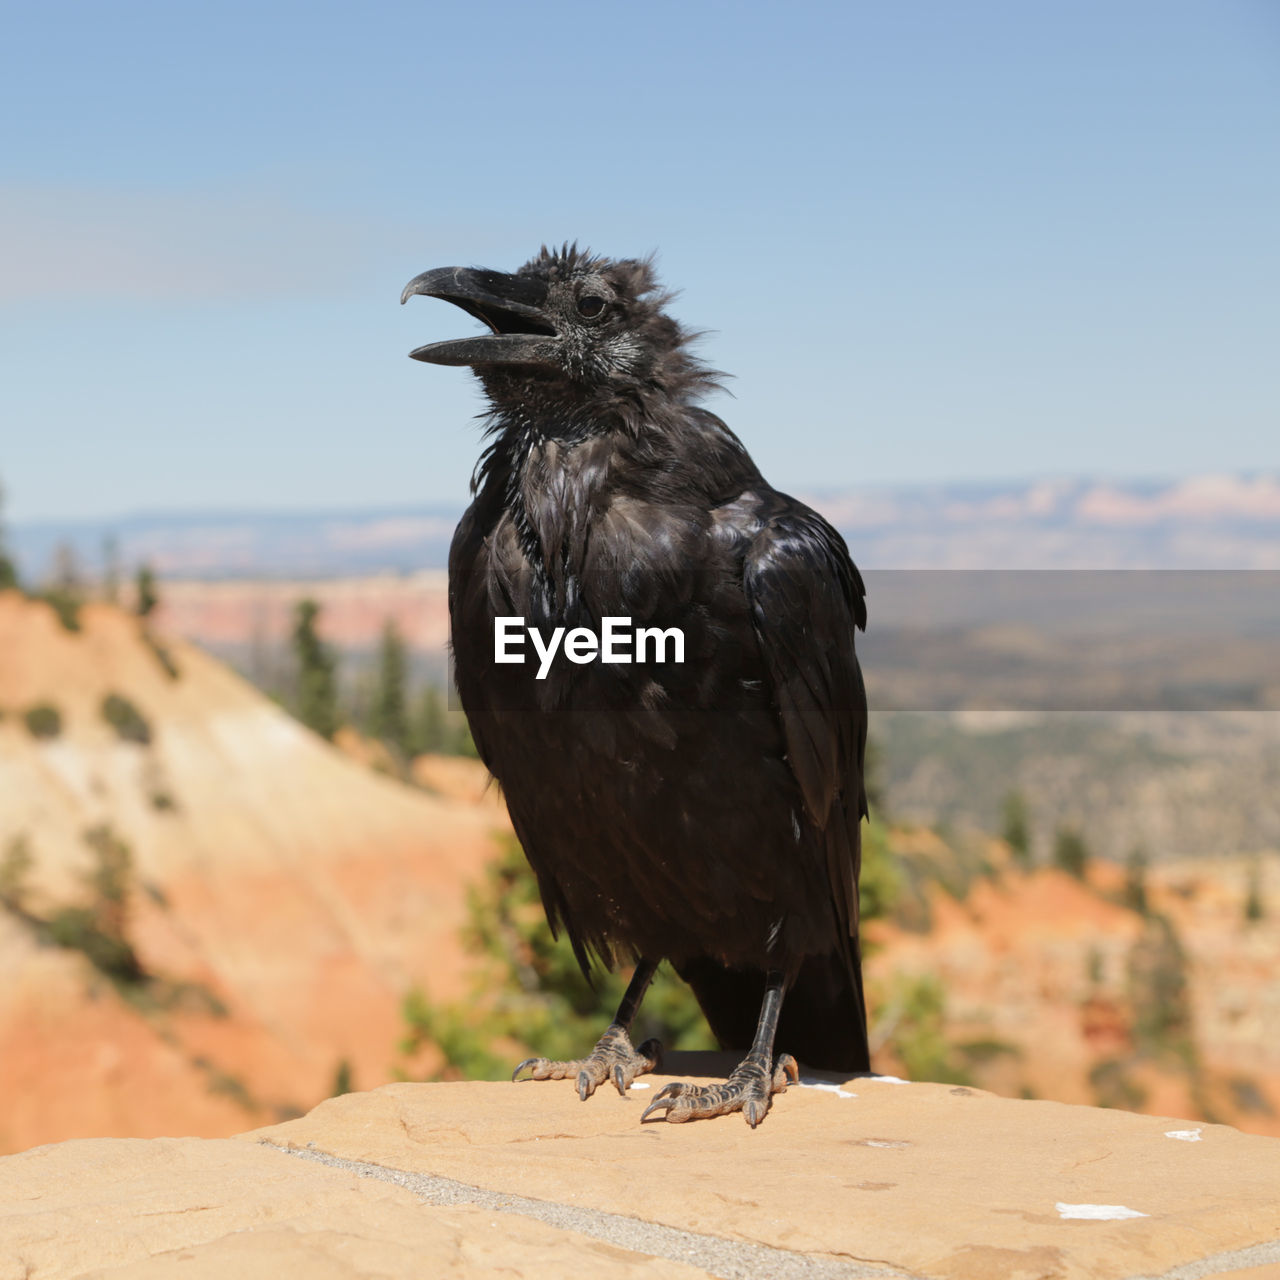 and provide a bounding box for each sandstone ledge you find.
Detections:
[3,1053,1278,1280]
